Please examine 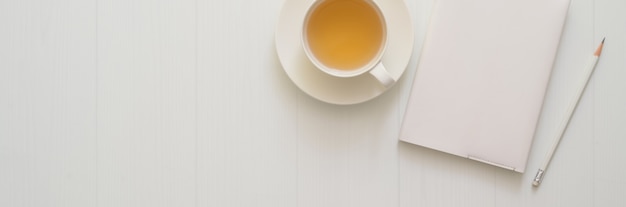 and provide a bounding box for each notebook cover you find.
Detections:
[399,0,570,172]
